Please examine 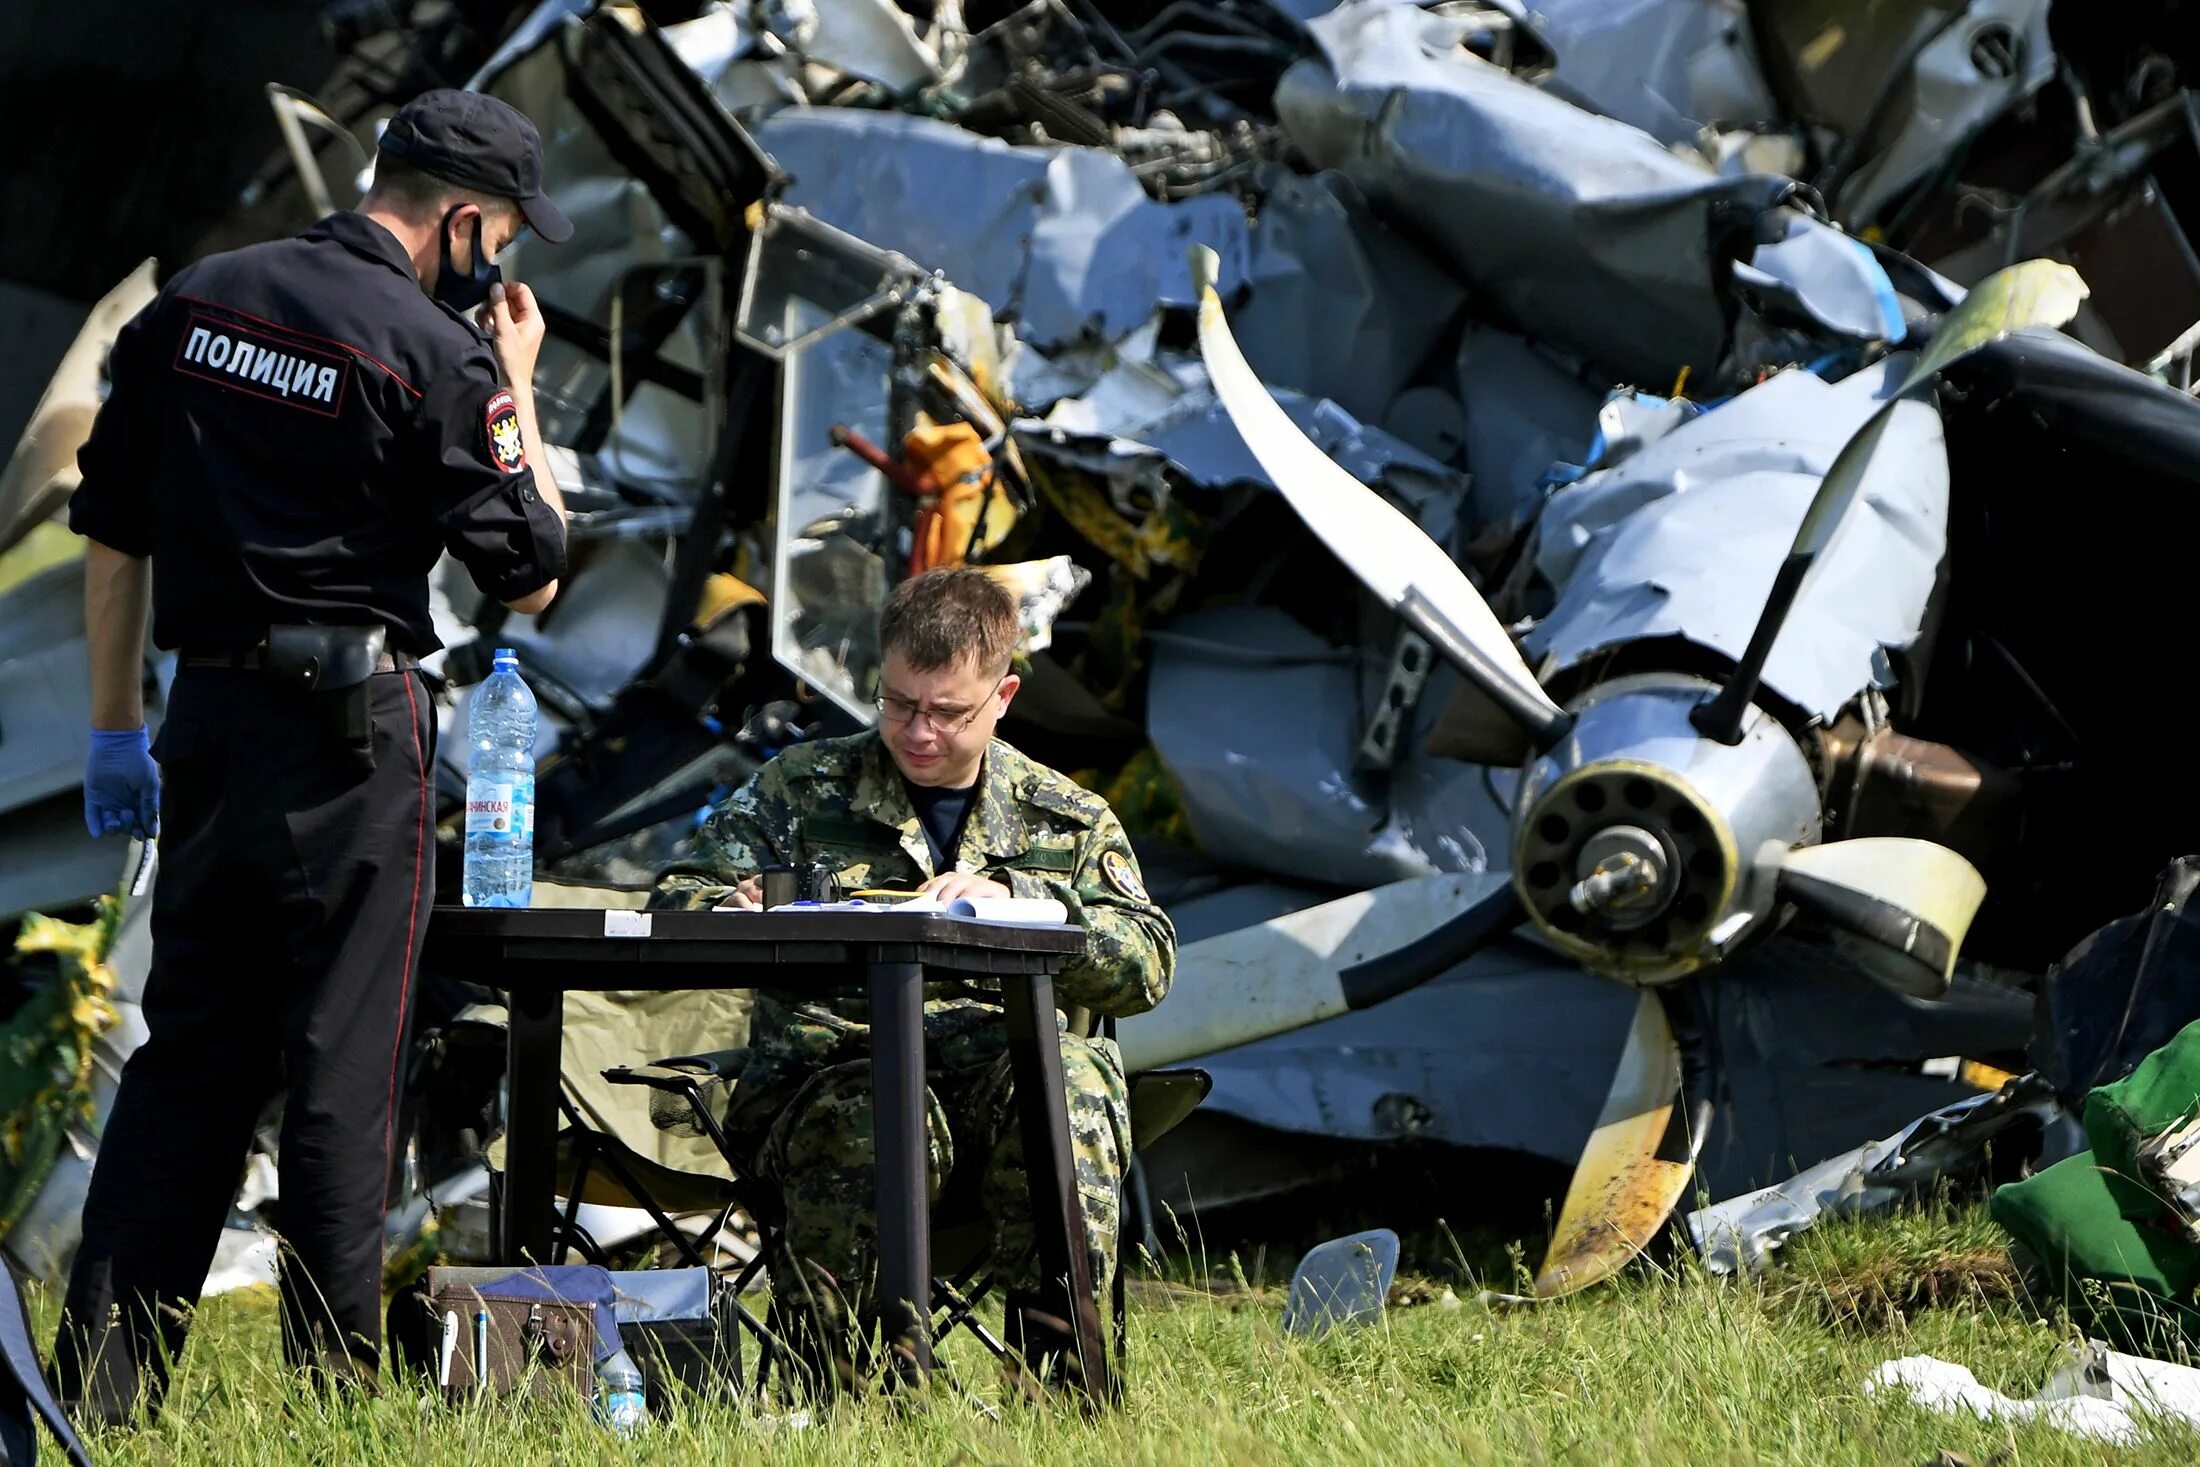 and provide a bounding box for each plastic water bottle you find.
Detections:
[594,1346,648,1434]
[462,648,536,908]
